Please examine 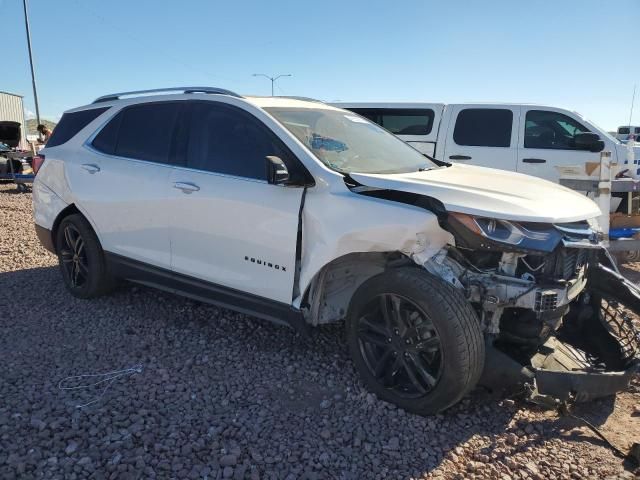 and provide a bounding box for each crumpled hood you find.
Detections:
[349,164,602,223]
